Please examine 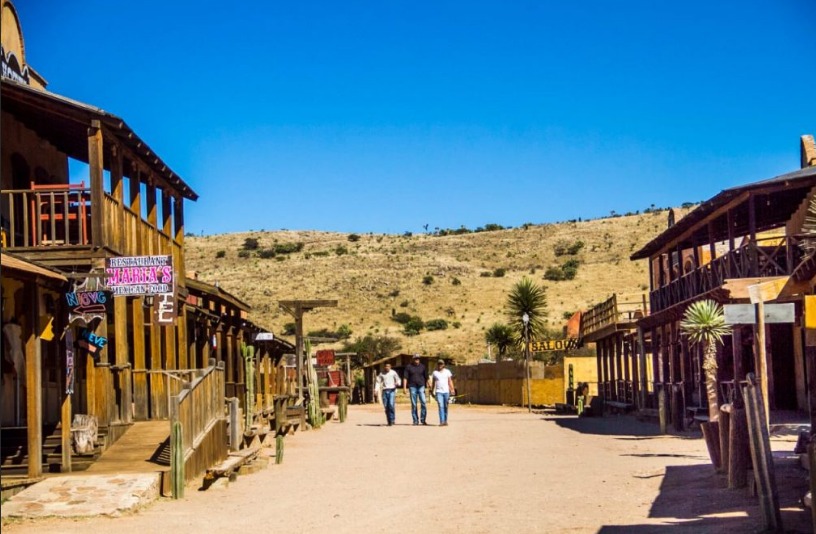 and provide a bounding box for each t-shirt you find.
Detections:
[404,363,427,388]
[432,368,453,394]
[377,369,402,390]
